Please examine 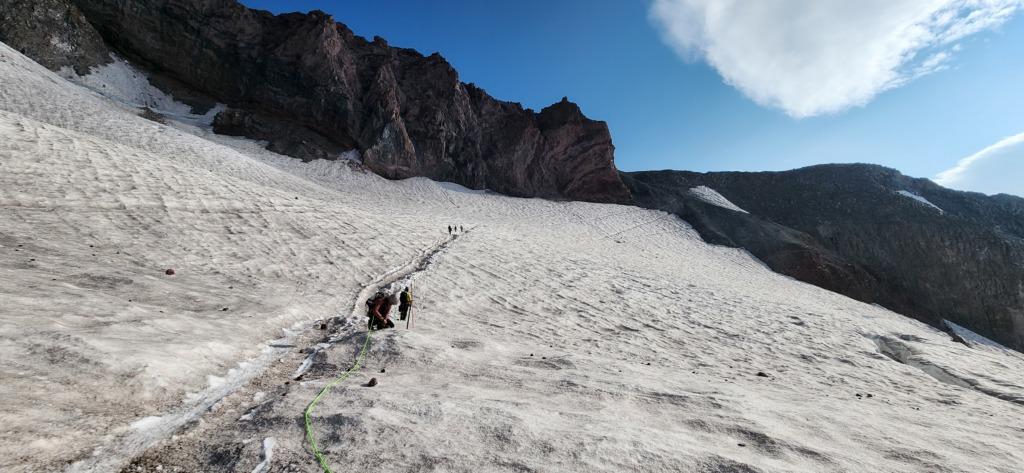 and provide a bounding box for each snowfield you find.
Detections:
[1,42,1023,473]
